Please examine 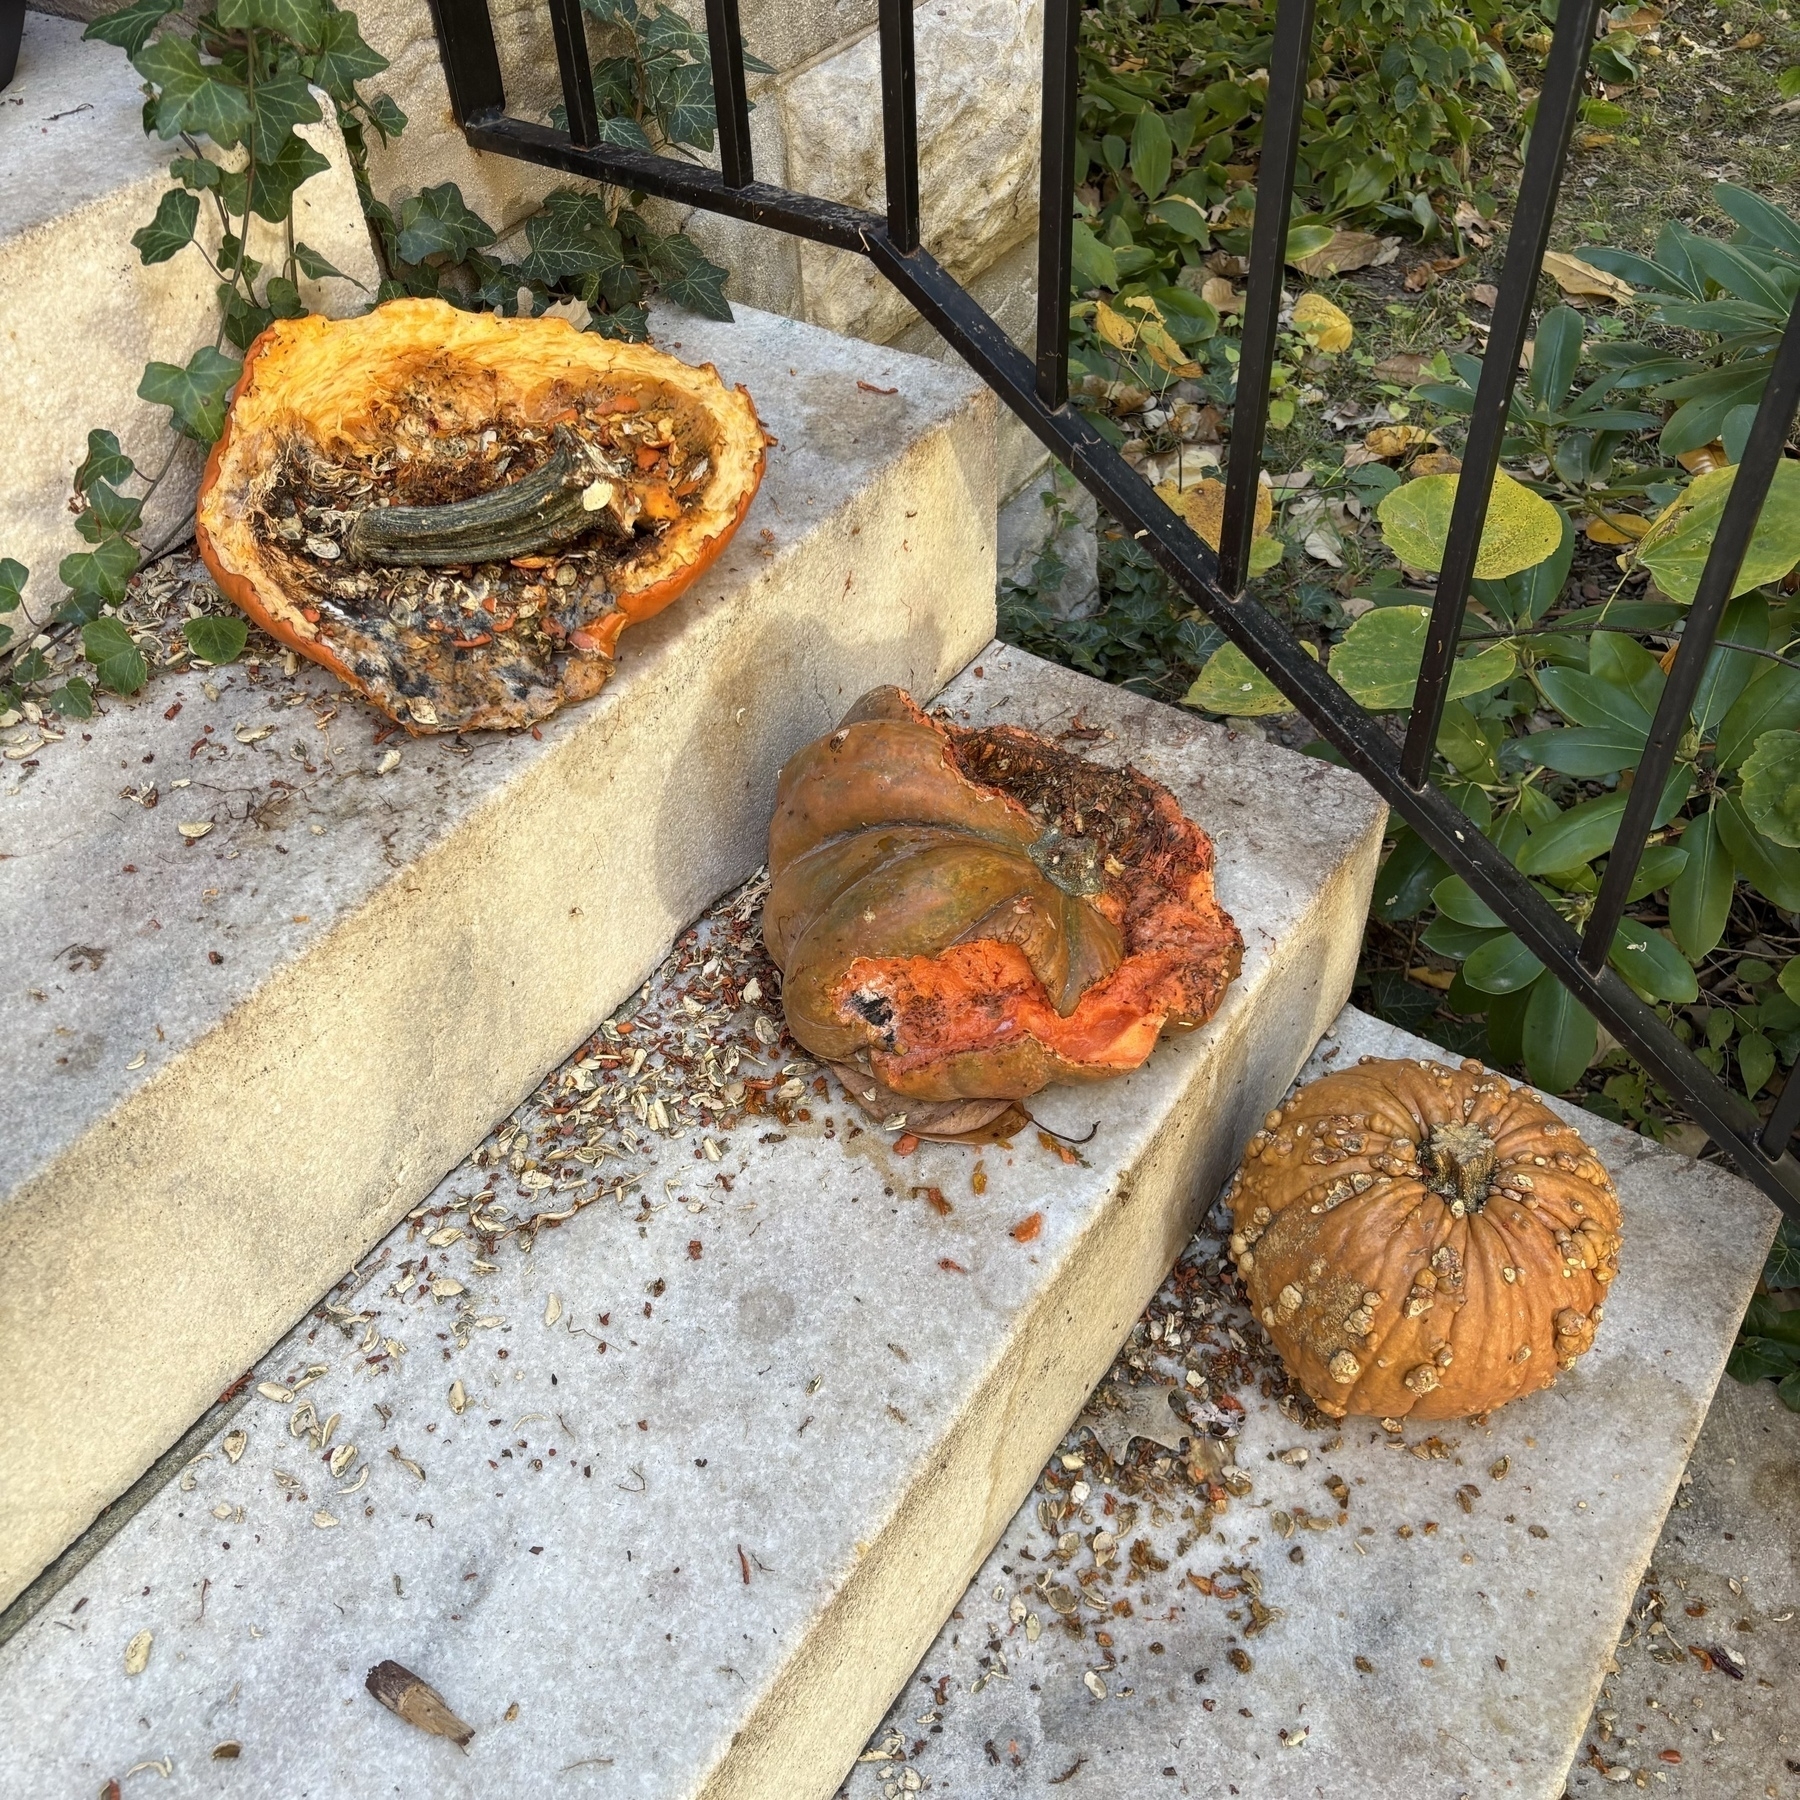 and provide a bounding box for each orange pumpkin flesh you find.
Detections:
[765,688,1244,1112]
[196,299,766,733]
[1227,1055,1623,1421]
